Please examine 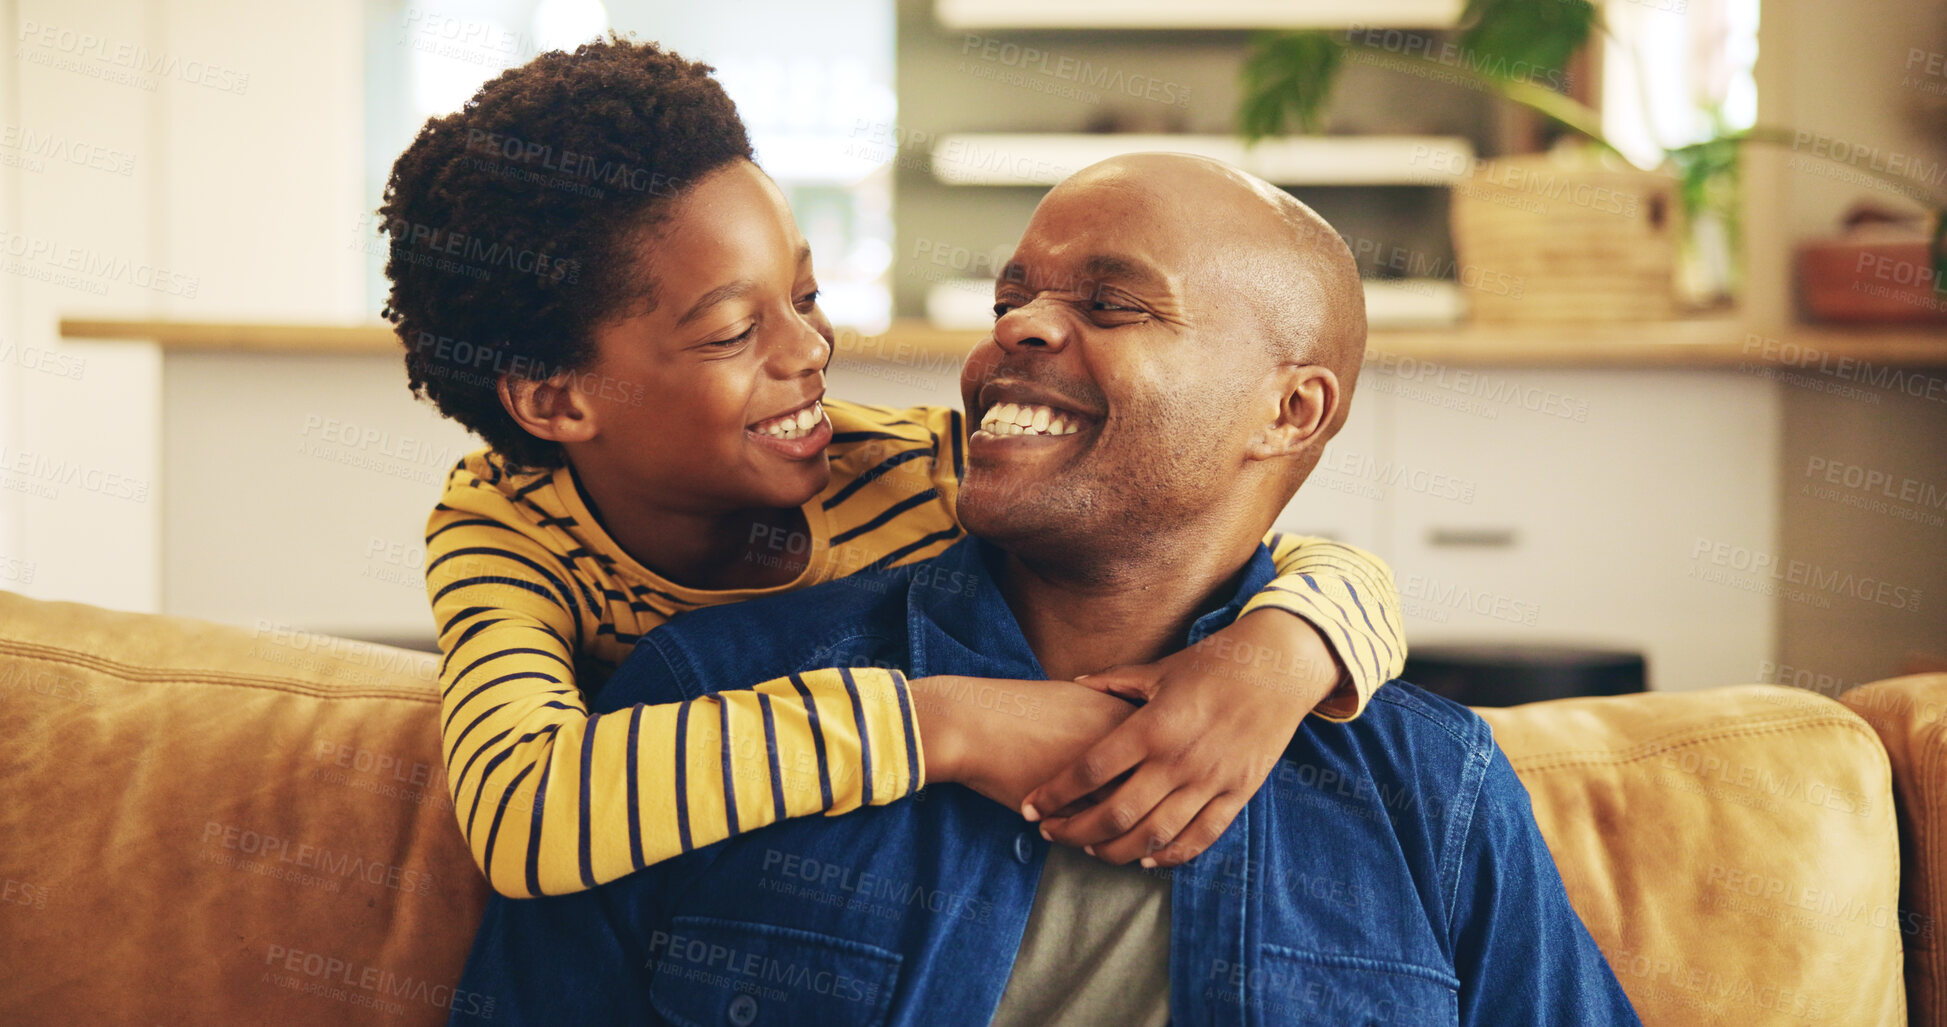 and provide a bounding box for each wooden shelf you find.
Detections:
[60,317,1947,368]
[932,134,1473,187]
[59,319,398,355]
